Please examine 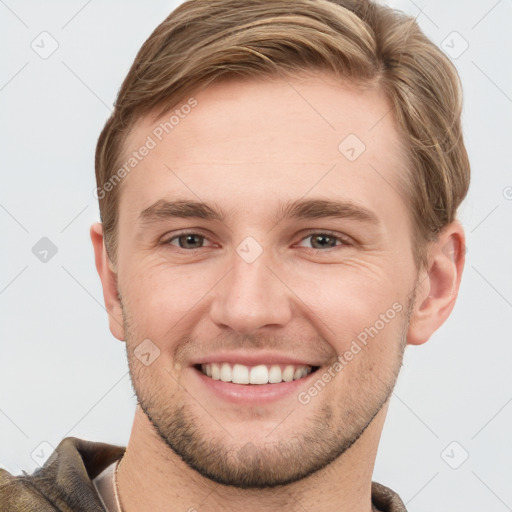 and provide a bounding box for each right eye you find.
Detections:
[166,233,212,250]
